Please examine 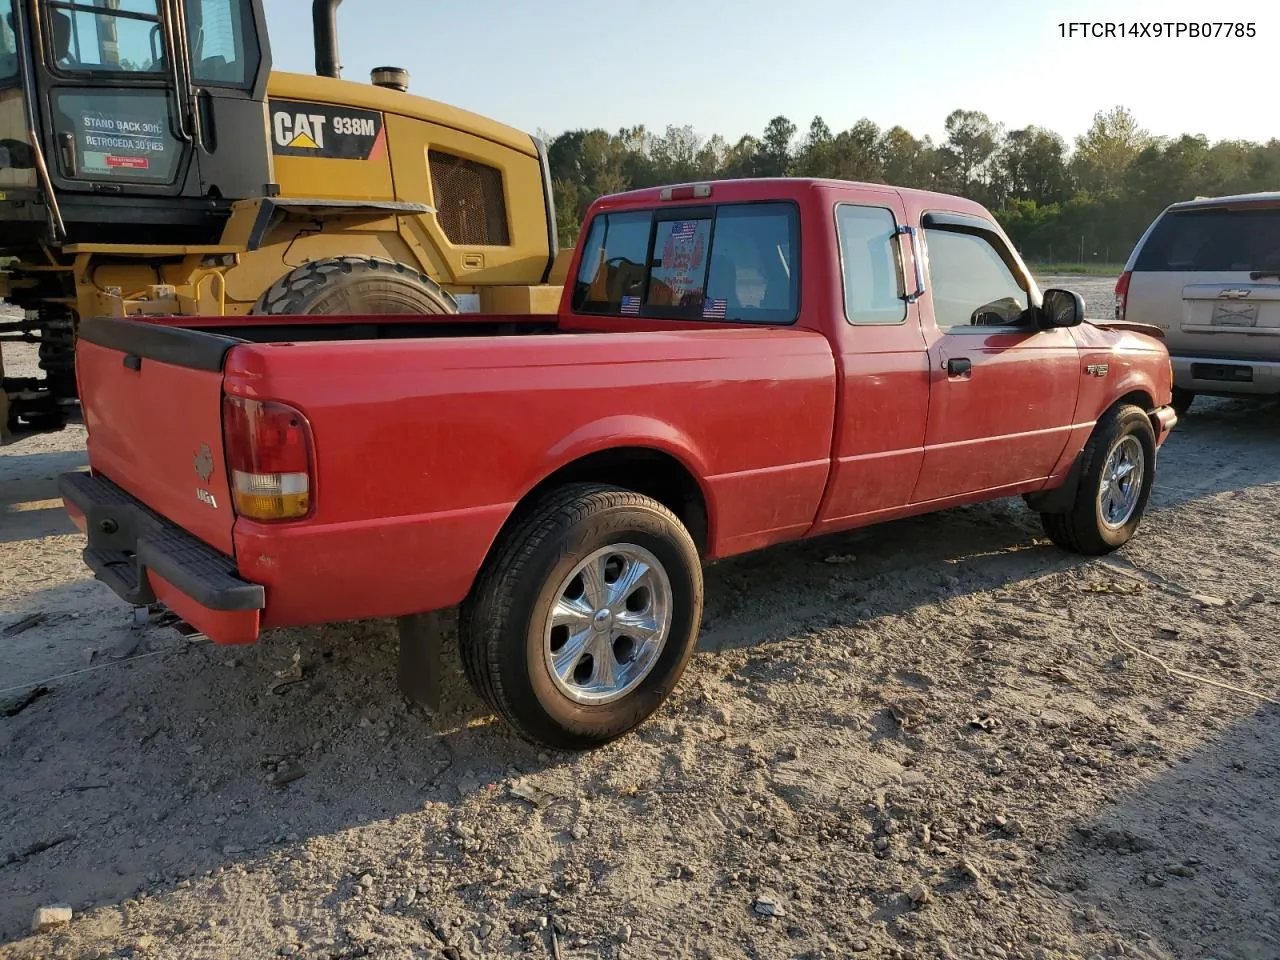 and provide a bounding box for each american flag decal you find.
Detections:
[702,298,727,319]
[669,220,699,242]
[619,295,640,315]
